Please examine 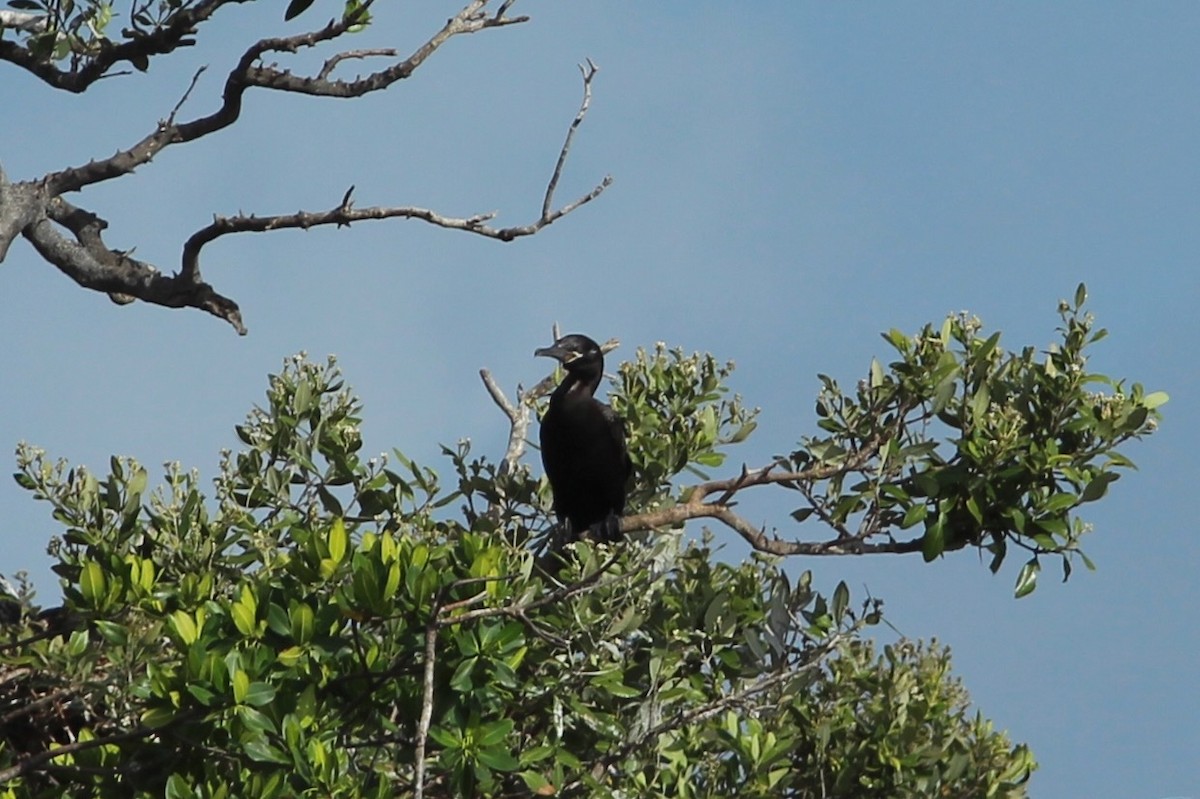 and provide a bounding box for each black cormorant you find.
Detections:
[535,334,631,542]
